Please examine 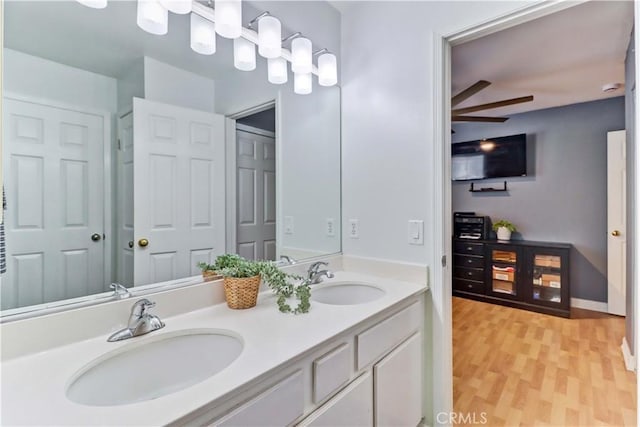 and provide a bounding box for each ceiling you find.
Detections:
[452,0,634,120]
